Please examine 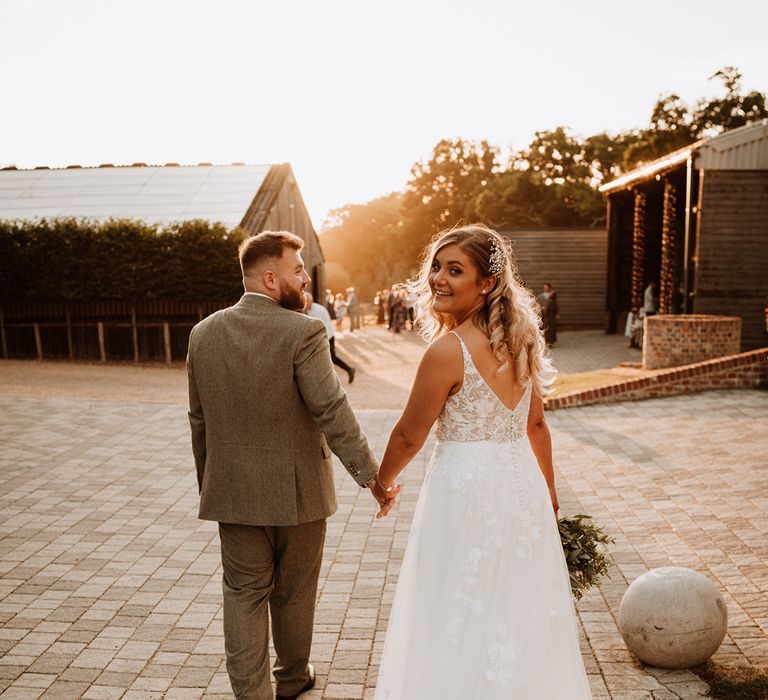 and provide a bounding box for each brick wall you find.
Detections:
[643,314,742,370]
[545,348,767,410]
